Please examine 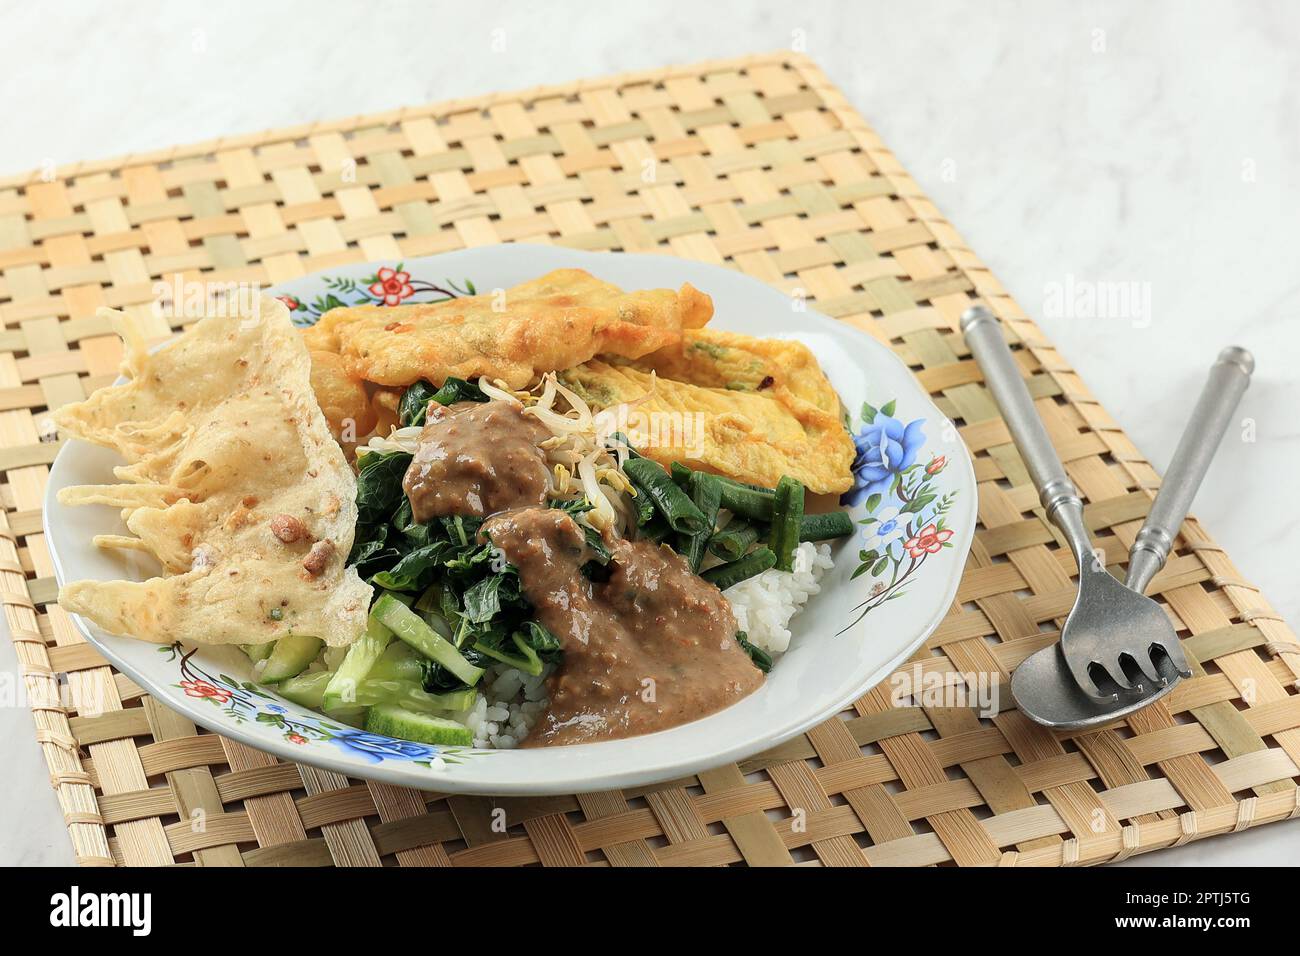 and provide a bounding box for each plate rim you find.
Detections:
[43,244,976,795]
